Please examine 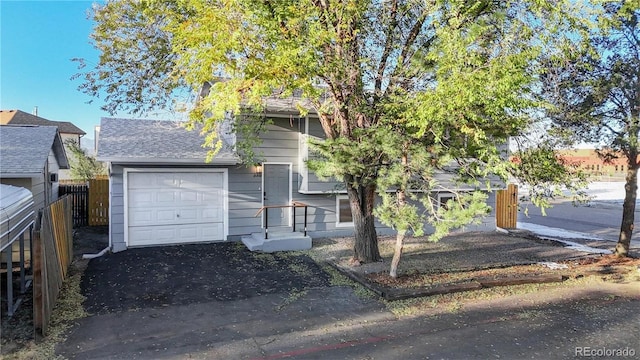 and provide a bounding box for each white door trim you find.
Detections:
[260,162,293,227]
[123,168,229,248]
